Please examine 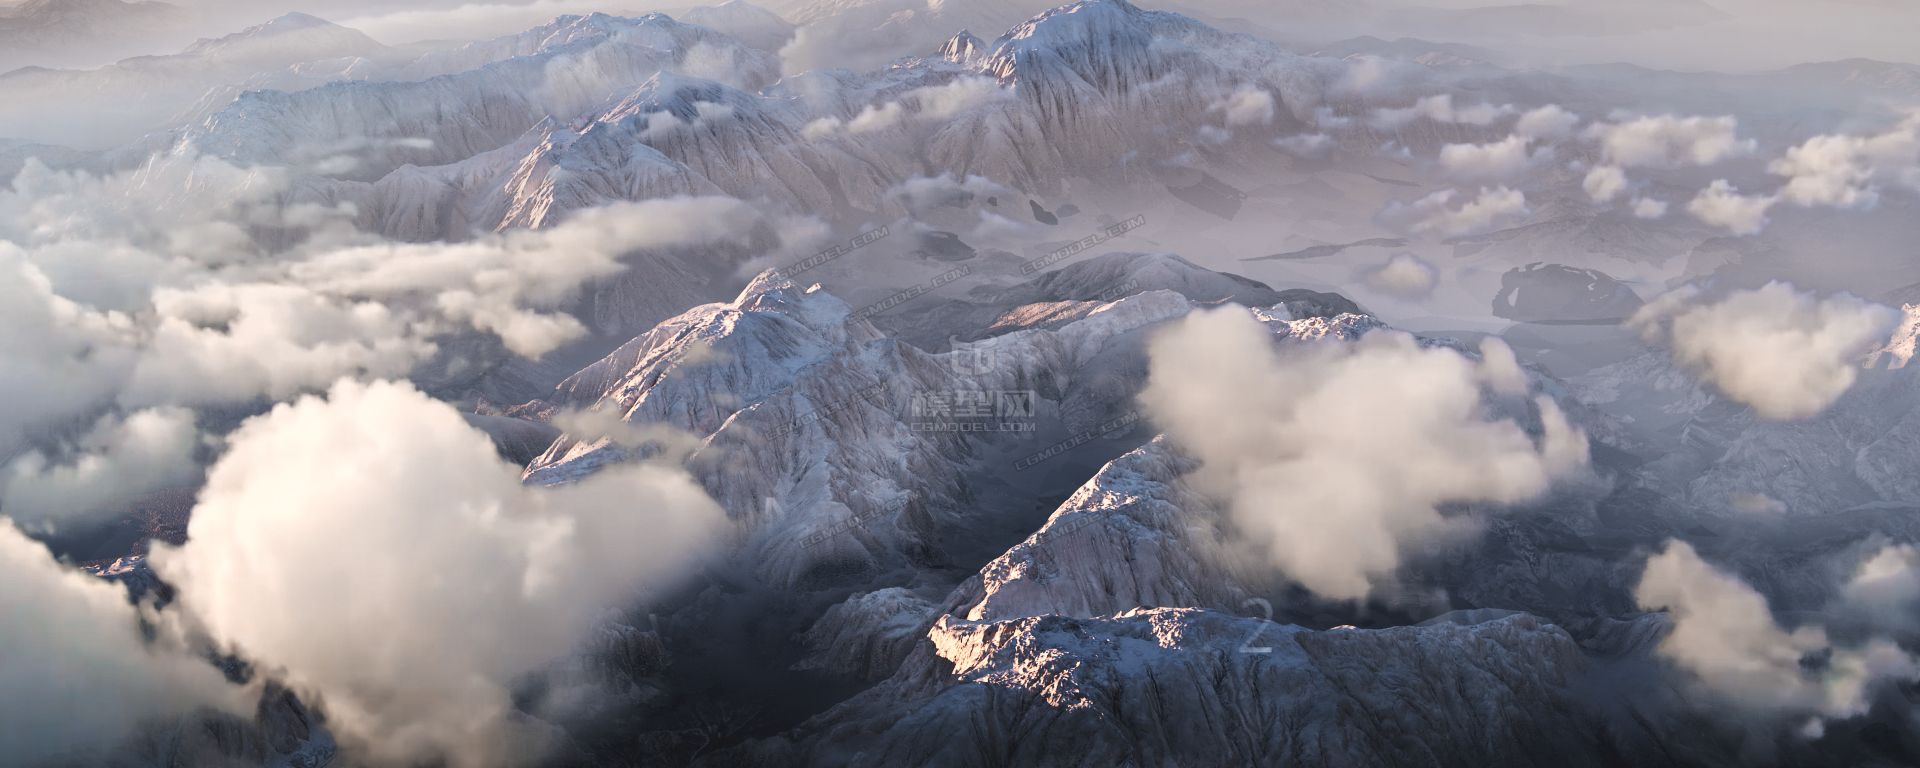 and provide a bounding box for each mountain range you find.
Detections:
[9,0,1920,766]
